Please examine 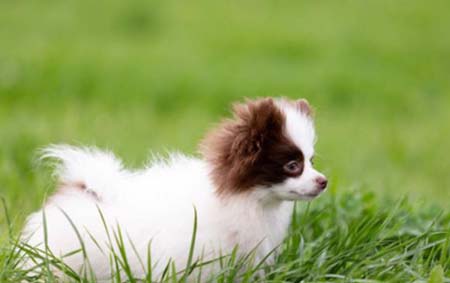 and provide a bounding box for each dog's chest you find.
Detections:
[217,201,294,258]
